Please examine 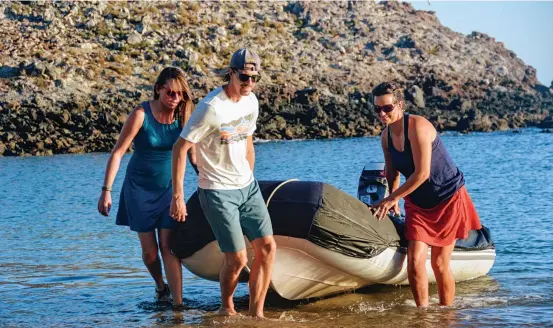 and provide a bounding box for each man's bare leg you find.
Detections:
[248,236,276,318]
[218,250,248,315]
